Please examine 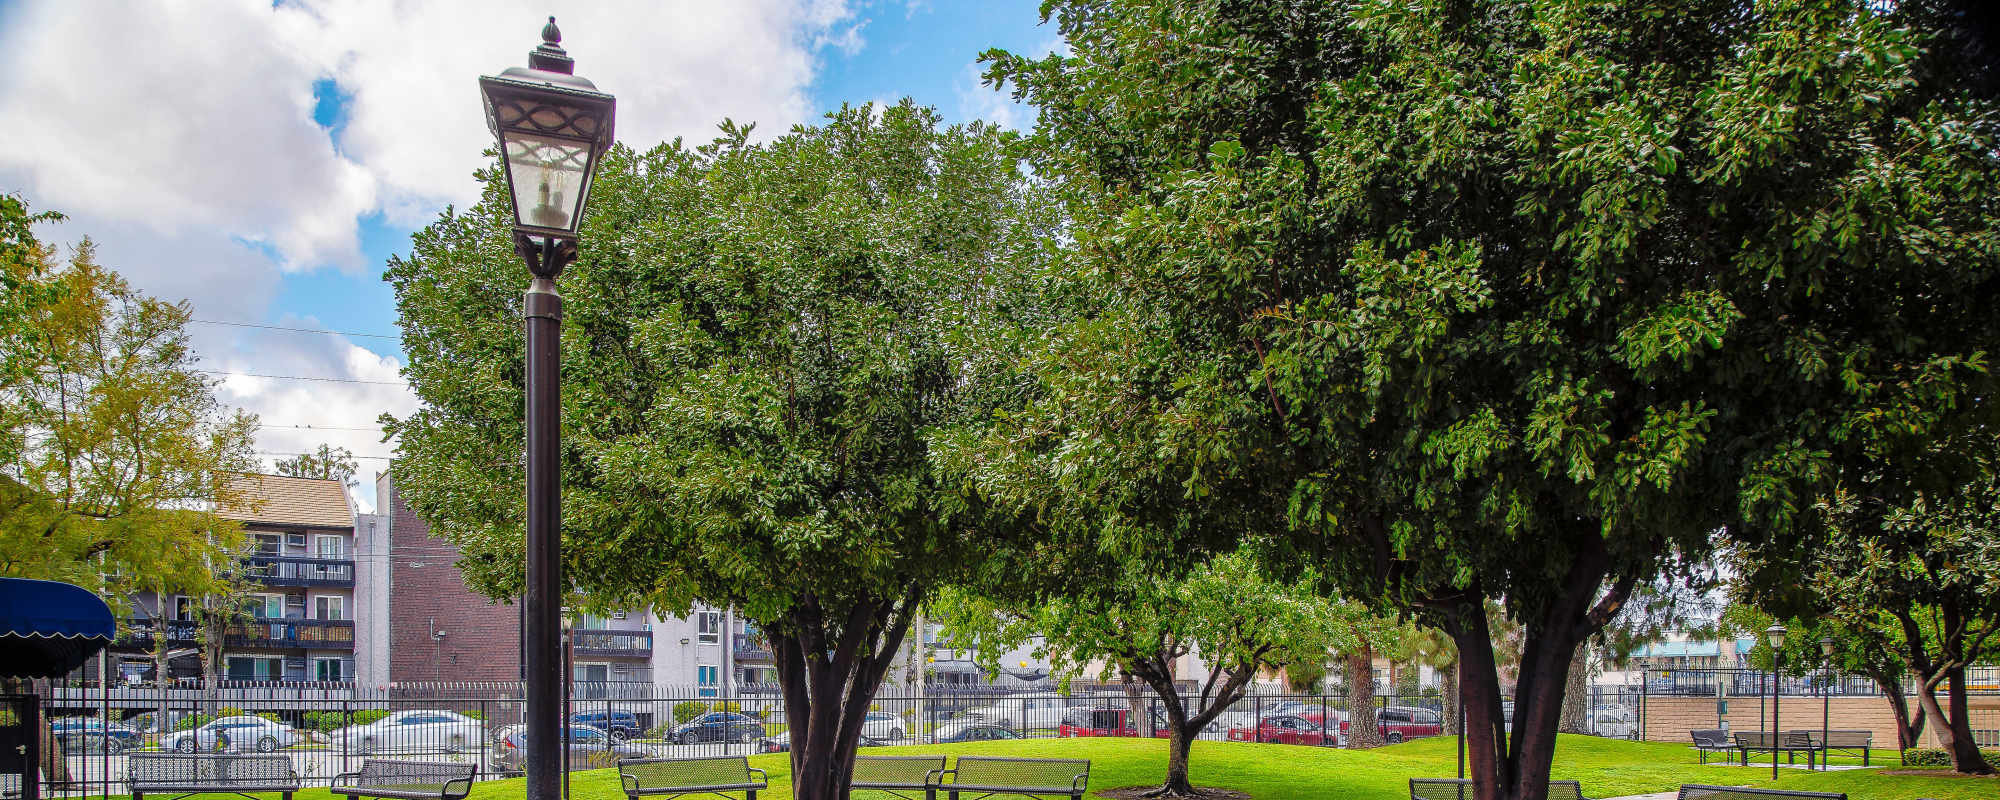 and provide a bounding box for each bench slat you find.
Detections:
[1676,784,1846,800]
